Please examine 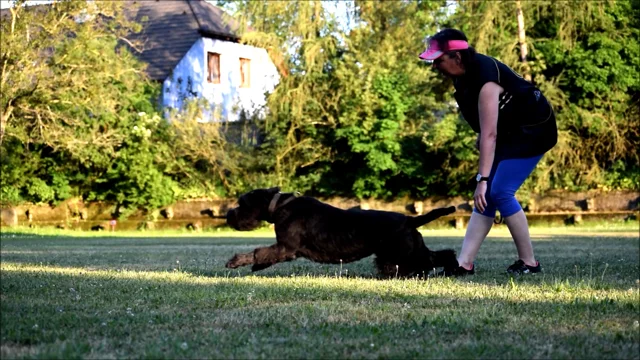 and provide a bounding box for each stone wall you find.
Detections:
[1,190,637,230]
